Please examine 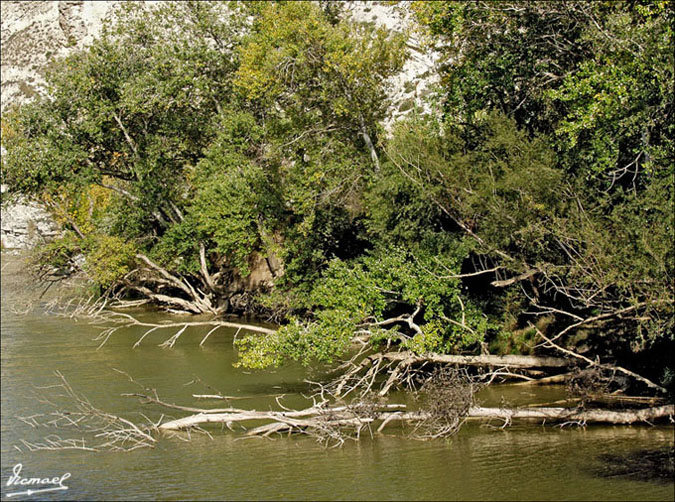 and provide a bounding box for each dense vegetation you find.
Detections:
[2,1,673,393]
